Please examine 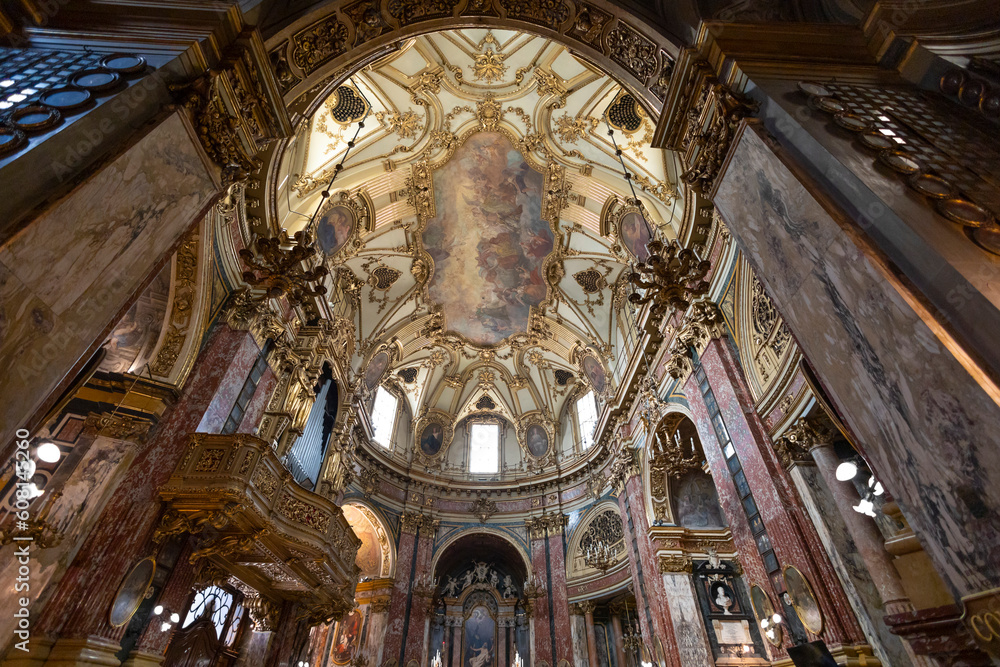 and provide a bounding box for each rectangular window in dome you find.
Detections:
[469,422,499,474]
[577,391,598,449]
[371,387,397,448]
